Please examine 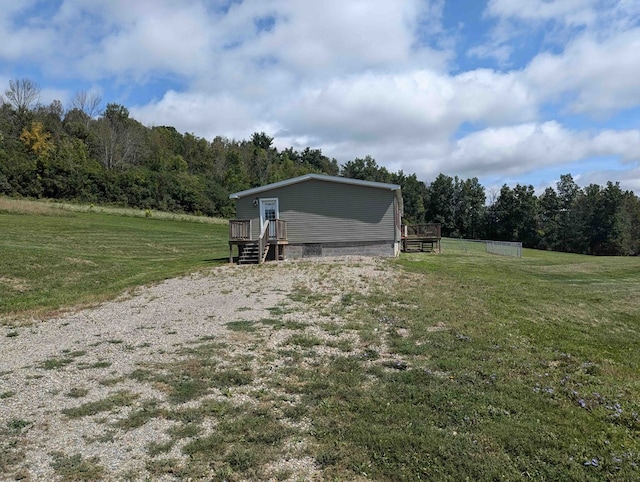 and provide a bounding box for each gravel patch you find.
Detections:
[0,256,394,481]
